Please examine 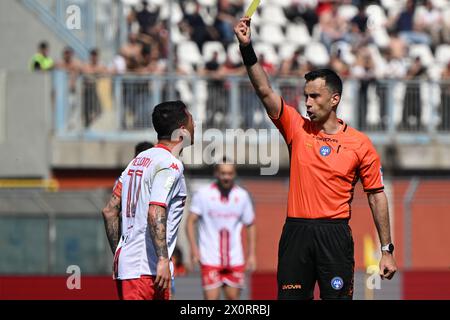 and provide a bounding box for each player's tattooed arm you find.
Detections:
[148,204,168,259]
[102,194,122,254]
